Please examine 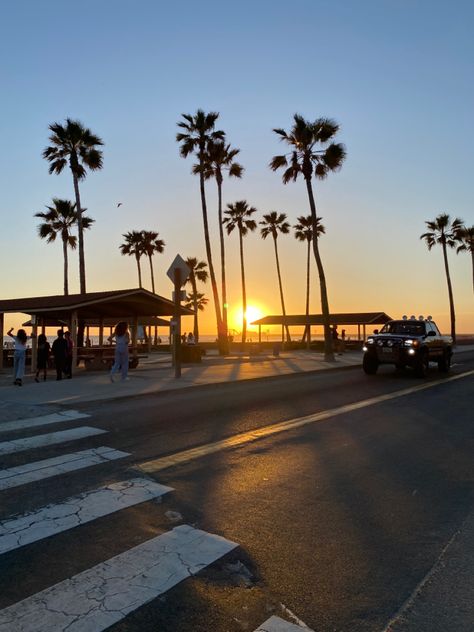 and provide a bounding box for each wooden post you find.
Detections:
[258,324,261,344]
[358,324,361,341]
[308,326,312,348]
[0,312,4,371]
[363,324,366,341]
[31,316,38,375]
[71,310,78,368]
[132,316,138,359]
[174,268,182,378]
[99,317,104,346]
